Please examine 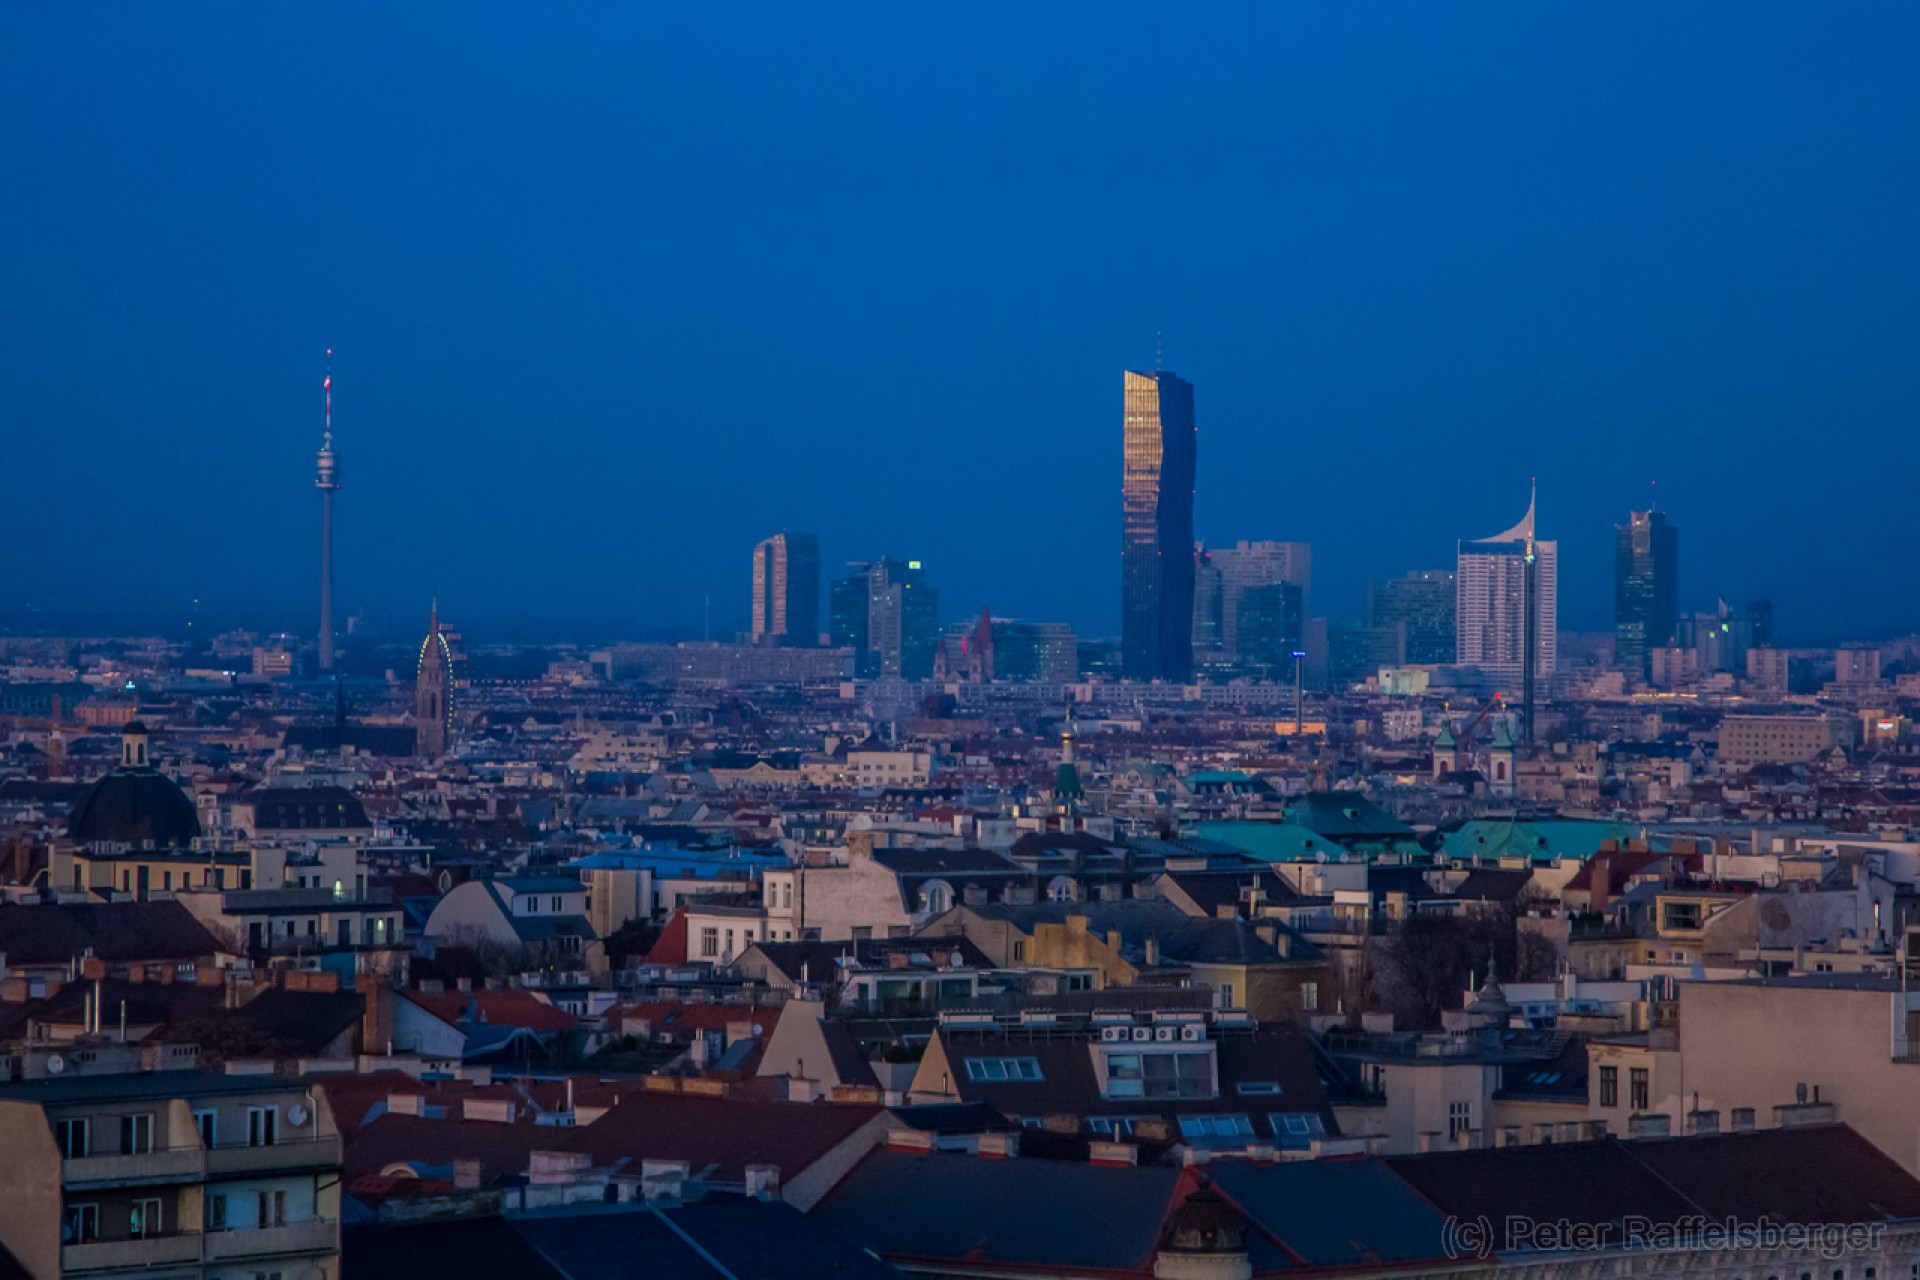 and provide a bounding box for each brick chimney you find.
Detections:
[360,973,393,1056]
